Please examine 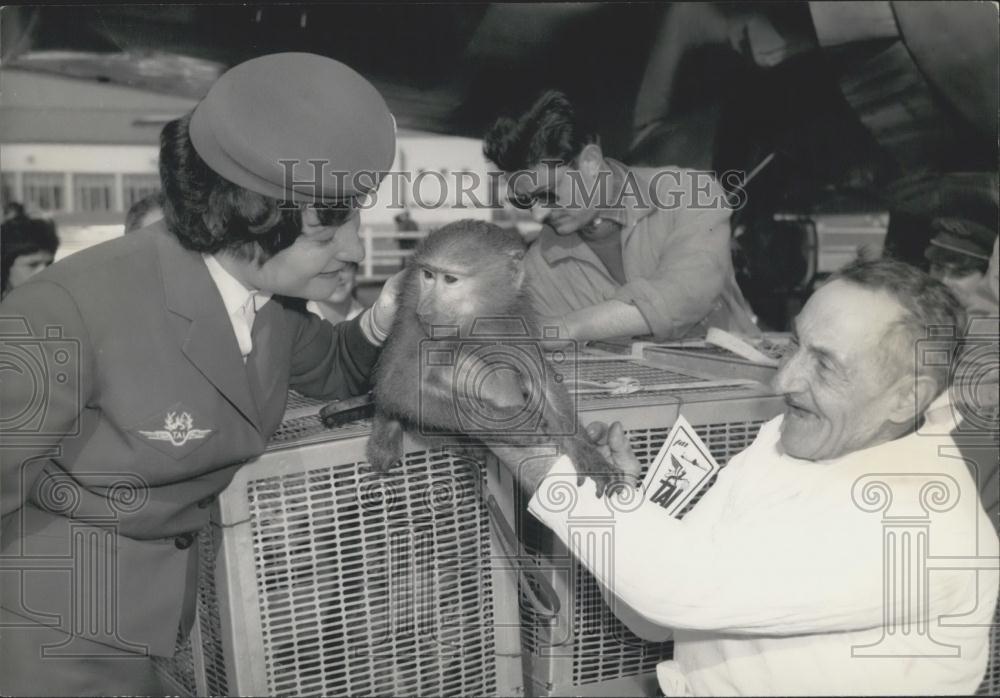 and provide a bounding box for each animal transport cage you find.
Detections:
[587,337,782,385]
[512,355,786,697]
[154,390,524,697]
